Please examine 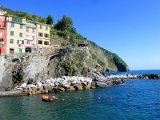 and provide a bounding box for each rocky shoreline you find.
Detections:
[0,73,160,97]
